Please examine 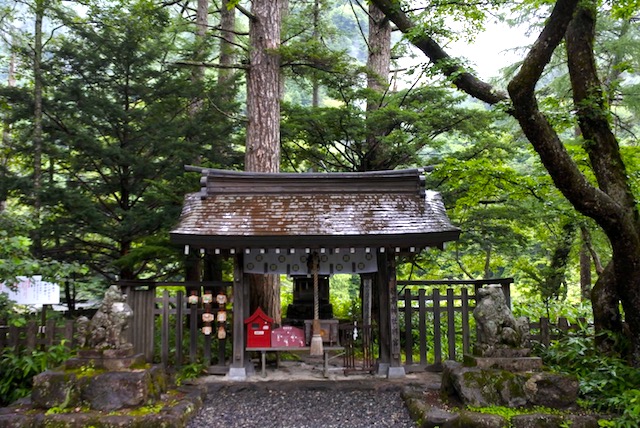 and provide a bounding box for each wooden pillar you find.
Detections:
[387,255,405,378]
[376,253,390,374]
[362,275,373,327]
[229,254,248,379]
